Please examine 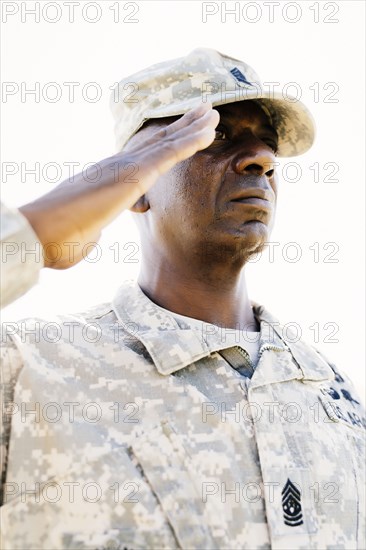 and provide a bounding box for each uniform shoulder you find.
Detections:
[1,301,115,349]
[311,347,365,427]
